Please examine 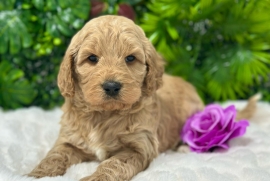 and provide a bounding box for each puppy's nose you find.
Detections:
[102,81,122,97]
